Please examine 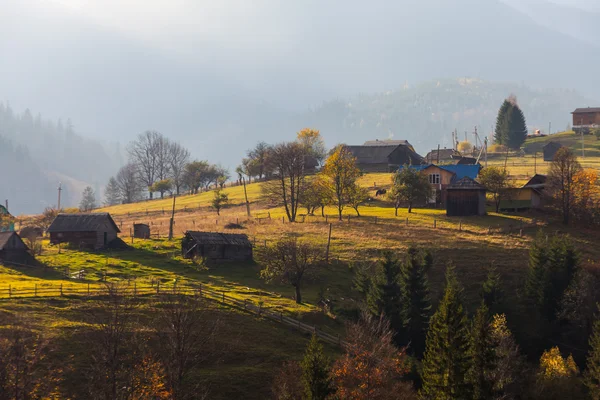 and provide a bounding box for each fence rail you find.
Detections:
[0,281,344,346]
